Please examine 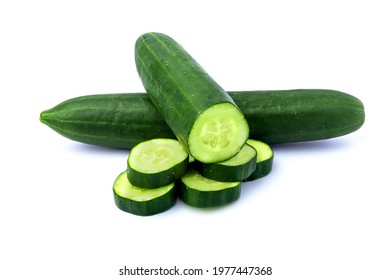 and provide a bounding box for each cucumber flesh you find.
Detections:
[113,171,176,216]
[245,139,274,181]
[179,169,241,208]
[219,143,257,166]
[127,138,188,188]
[189,102,249,163]
[199,143,257,182]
